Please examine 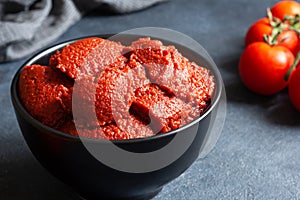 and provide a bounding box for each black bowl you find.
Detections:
[11,34,223,200]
